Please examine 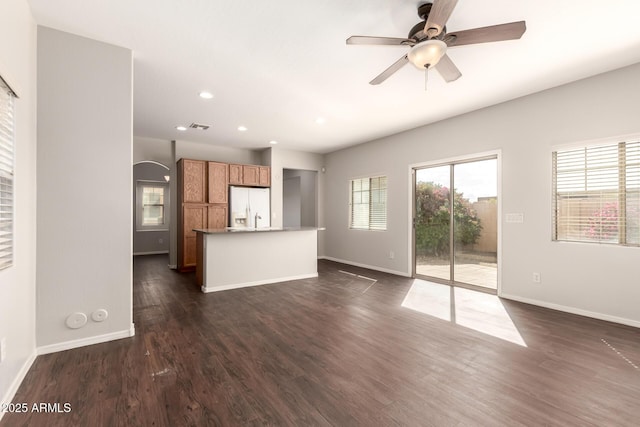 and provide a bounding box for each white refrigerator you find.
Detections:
[229,186,271,228]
